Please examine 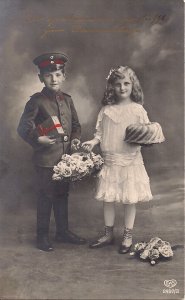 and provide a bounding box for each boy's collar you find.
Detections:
[41,87,64,100]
